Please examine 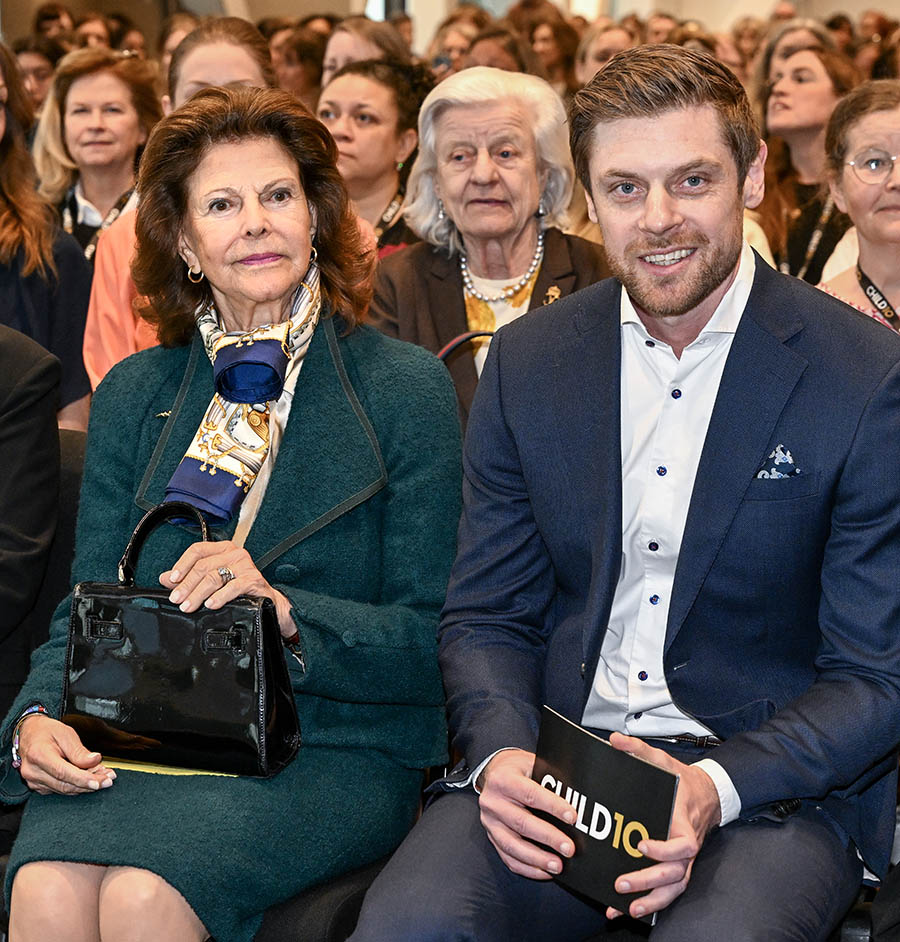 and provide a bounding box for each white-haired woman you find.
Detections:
[369,66,609,427]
